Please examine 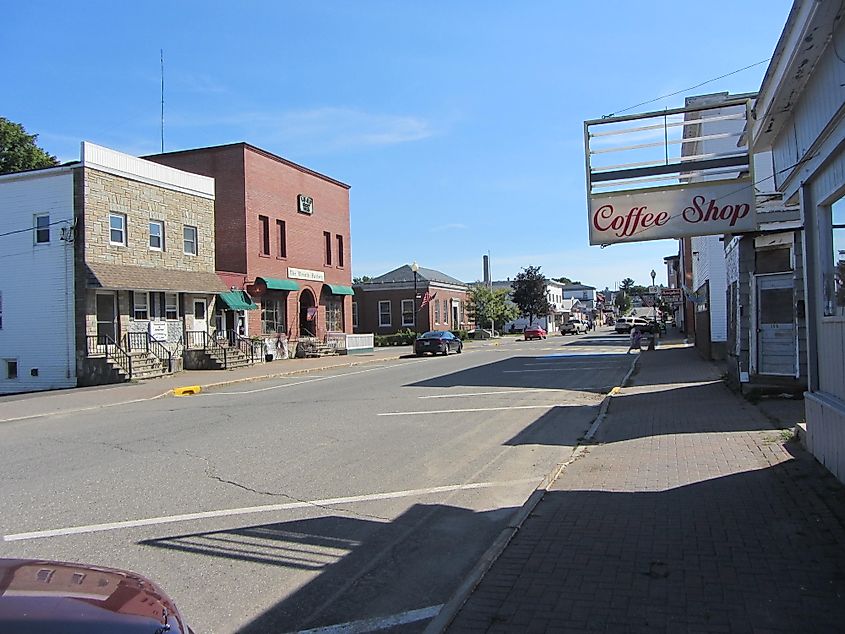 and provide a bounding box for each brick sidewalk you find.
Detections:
[443,346,845,633]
